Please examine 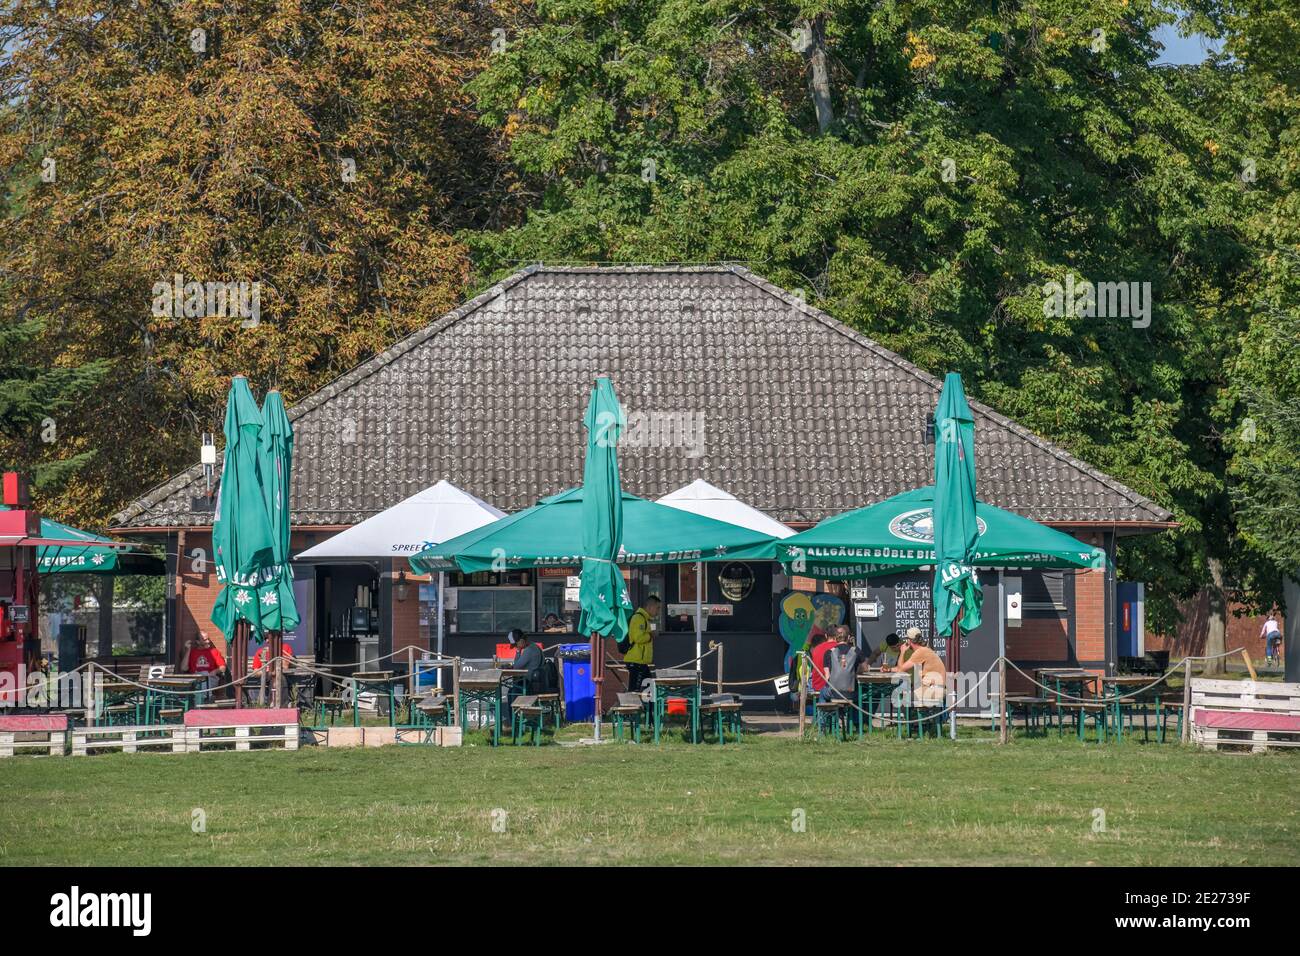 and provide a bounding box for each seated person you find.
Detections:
[252,641,293,671]
[185,632,228,691]
[881,627,947,703]
[508,629,545,689]
[805,628,831,698]
[542,613,570,632]
[821,626,863,703]
[866,633,901,668]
